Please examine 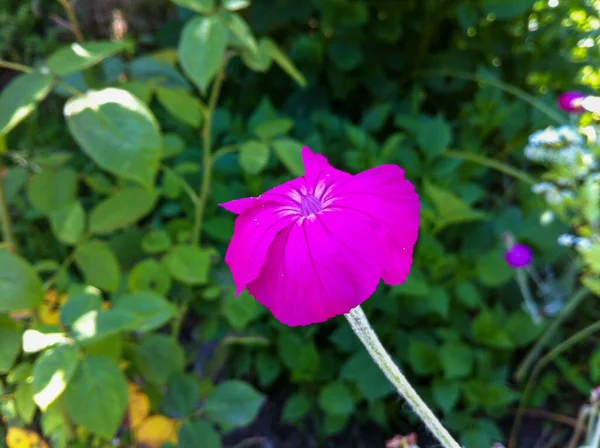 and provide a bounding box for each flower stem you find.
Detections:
[0,59,33,73]
[57,0,84,43]
[0,170,17,253]
[345,306,461,448]
[514,286,588,383]
[509,319,600,448]
[192,60,228,246]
